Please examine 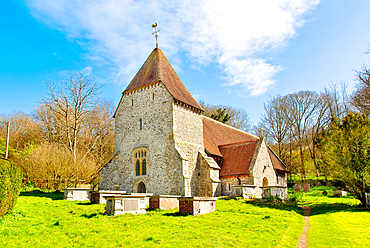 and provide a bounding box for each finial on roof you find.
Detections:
[152,23,160,48]
[259,127,264,138]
